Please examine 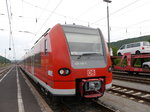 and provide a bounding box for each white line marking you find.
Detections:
[0,67,13,83]
[16,66,25,112]
[20,68,53,112]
